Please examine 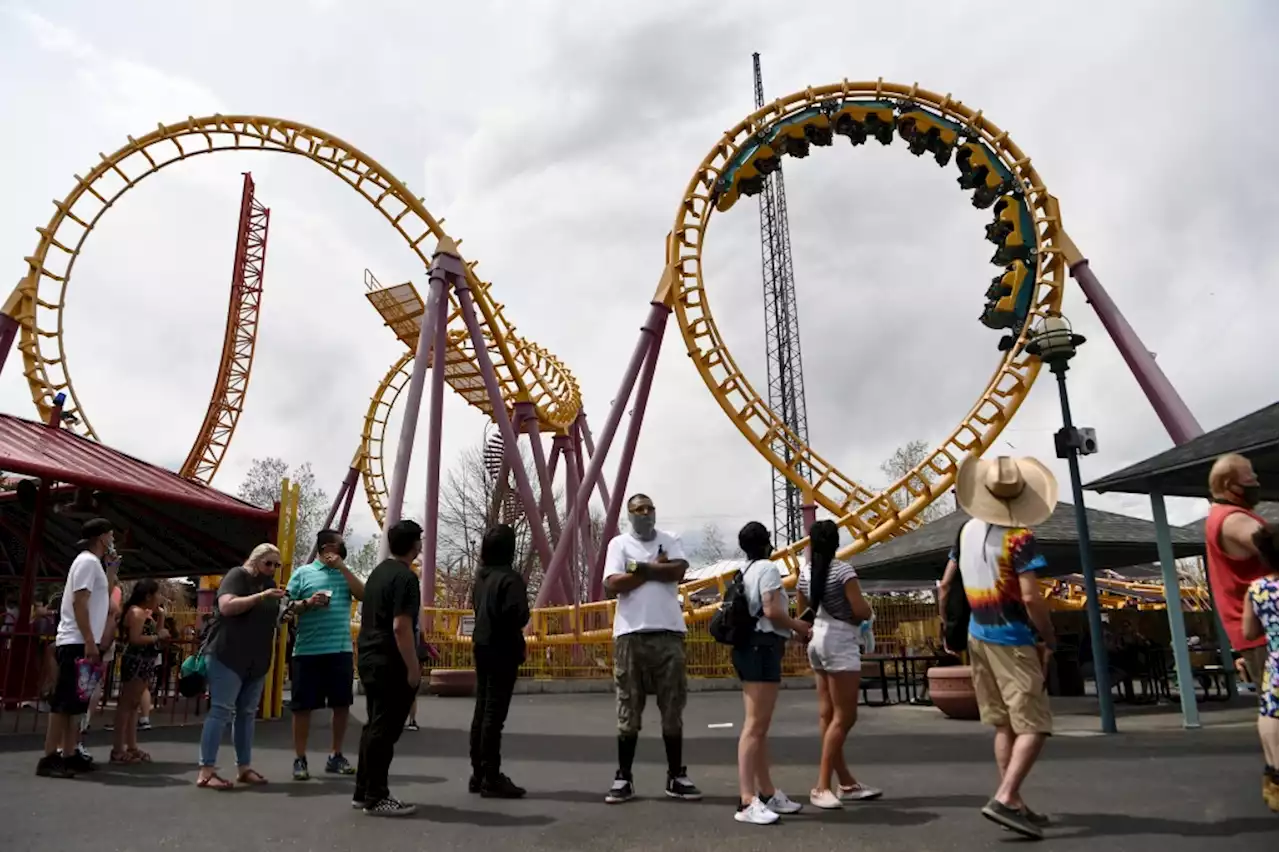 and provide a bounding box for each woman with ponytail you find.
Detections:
[795,519,878,809]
